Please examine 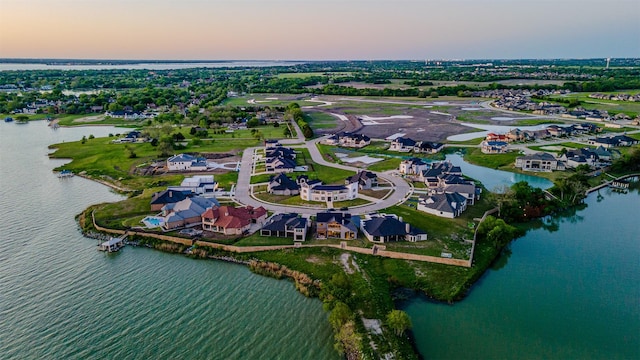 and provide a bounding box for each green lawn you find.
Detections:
[305,112,338,130]
[234,233,294,246]
[367,158,402,172]
[461,148,521,169]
